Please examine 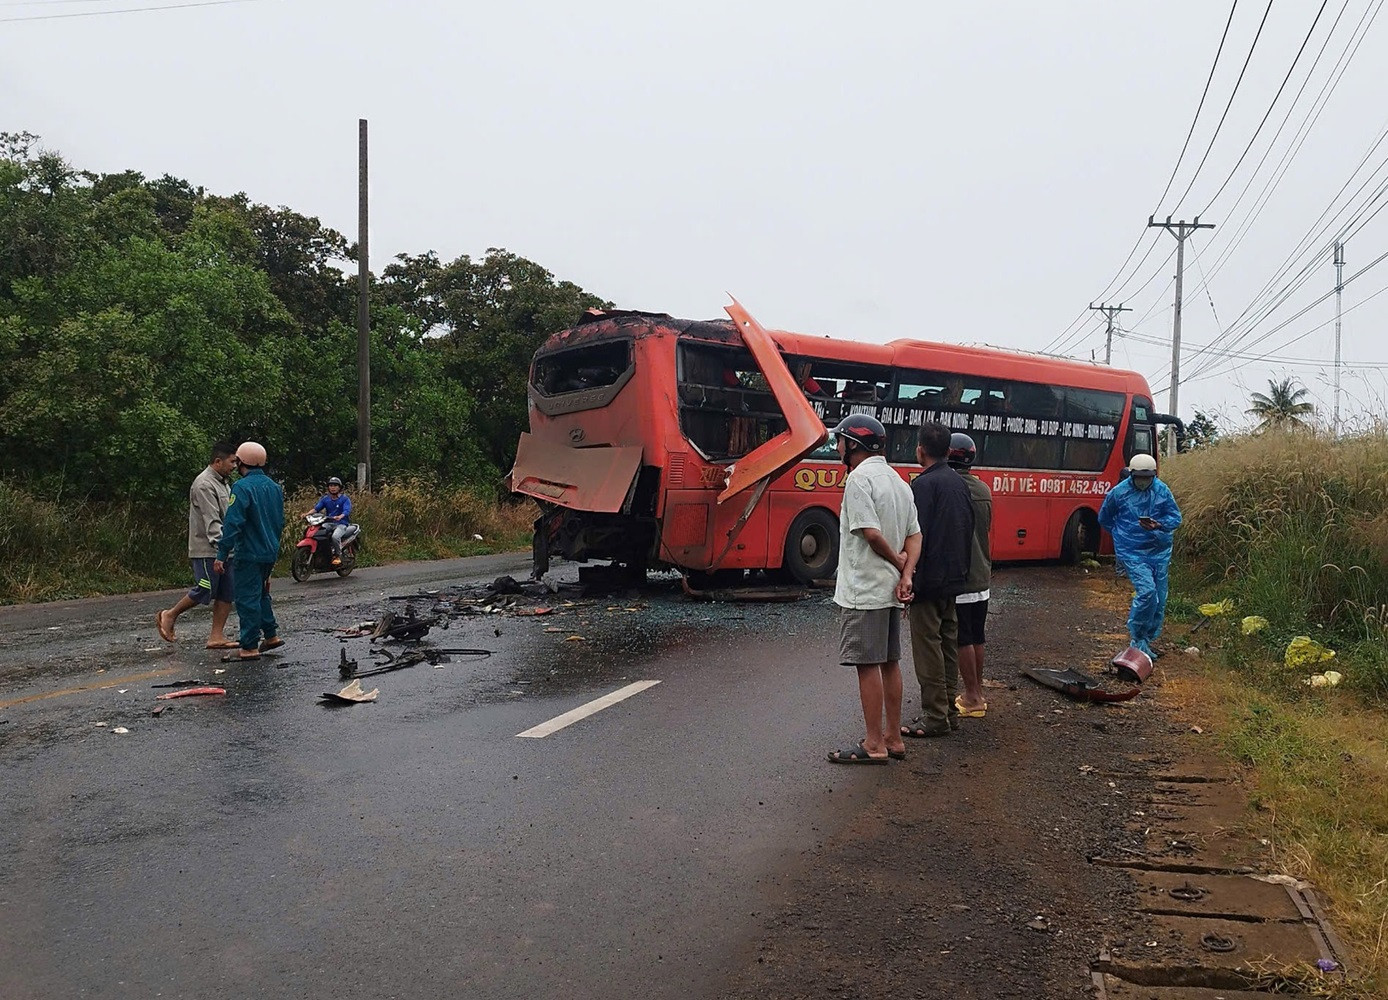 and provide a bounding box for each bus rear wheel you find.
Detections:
[1061,508,1099,564]
[783,508,838,585]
